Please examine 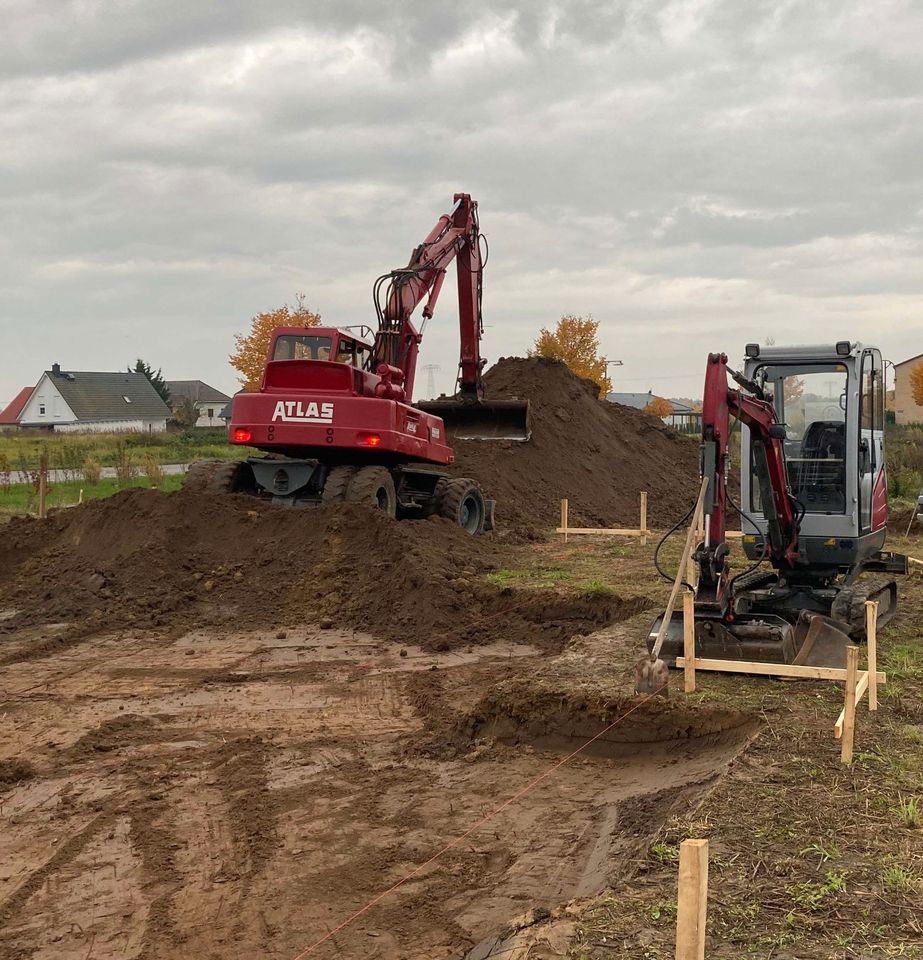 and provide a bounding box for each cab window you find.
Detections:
[272,335,332,361]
